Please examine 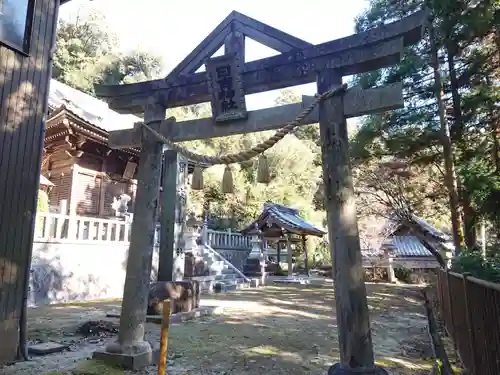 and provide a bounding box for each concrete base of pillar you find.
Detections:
[93,341,160,370]
[328,364,389,374]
